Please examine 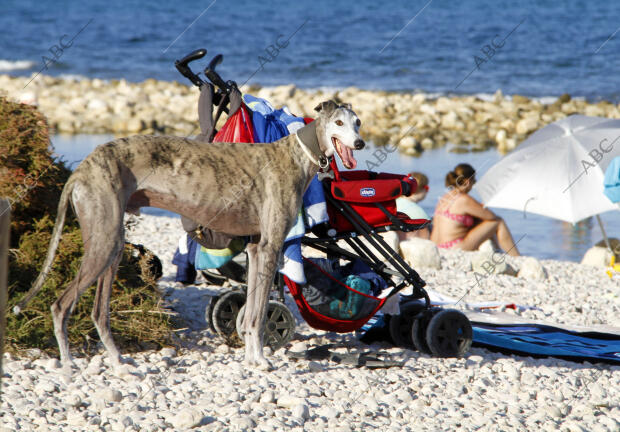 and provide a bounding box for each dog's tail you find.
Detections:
[13,179,75,315]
